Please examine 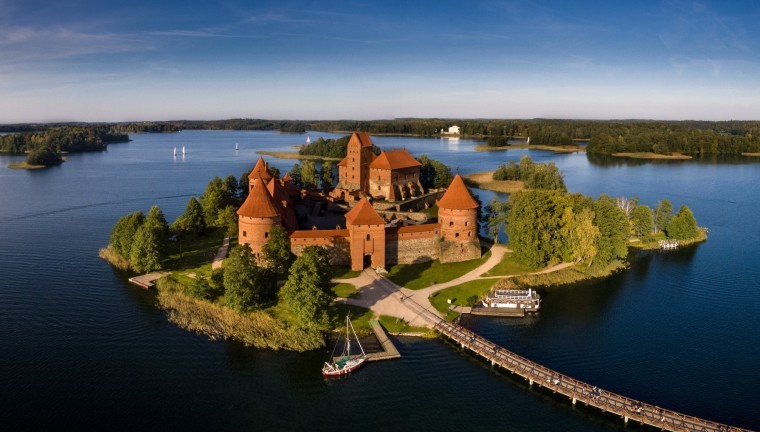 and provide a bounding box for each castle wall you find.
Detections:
[290,230,350,265]
[385,225,440,265]
[439,238,481,263]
